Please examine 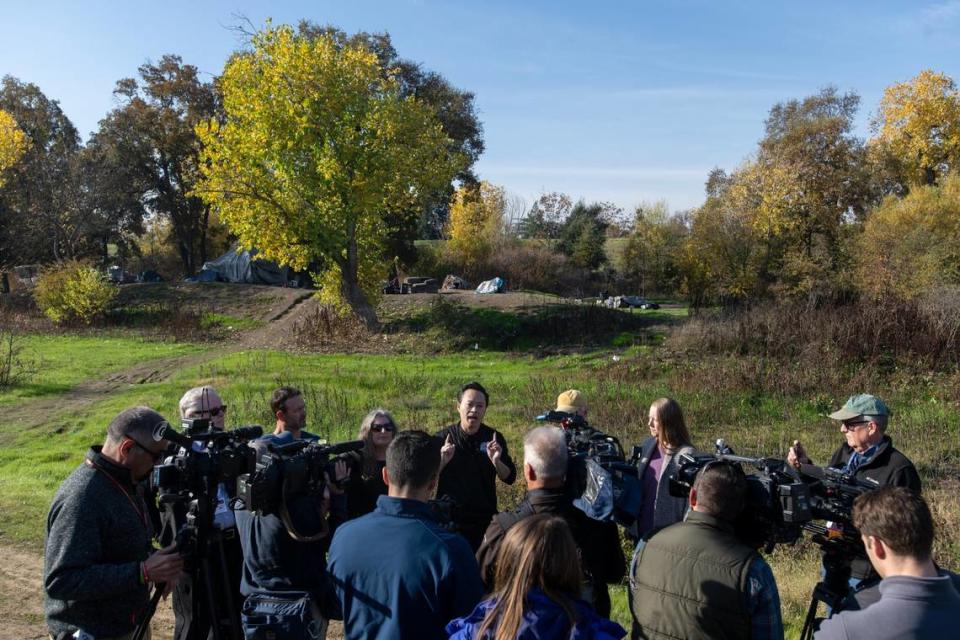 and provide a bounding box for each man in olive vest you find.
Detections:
[629,460,784,640]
